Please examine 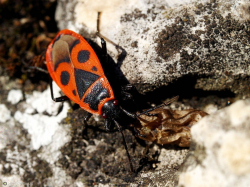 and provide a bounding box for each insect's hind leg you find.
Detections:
[50,79,69,102]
